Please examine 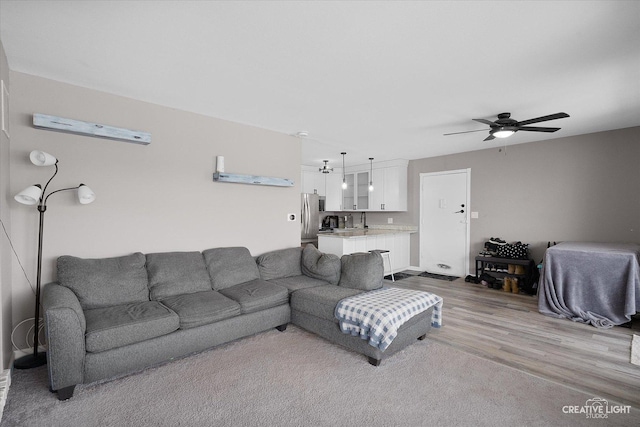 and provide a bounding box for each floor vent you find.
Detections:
[0,369,11,422]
